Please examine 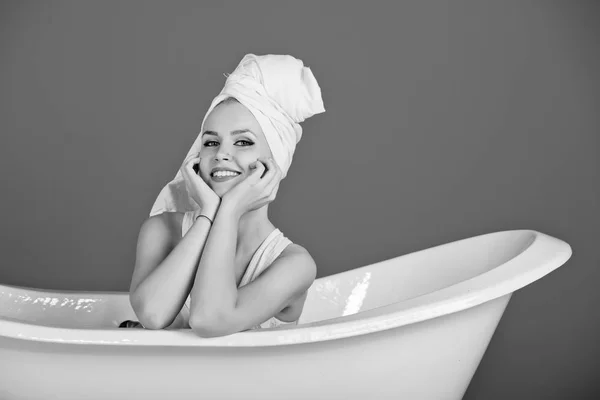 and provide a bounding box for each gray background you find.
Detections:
[1,1,598,398]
